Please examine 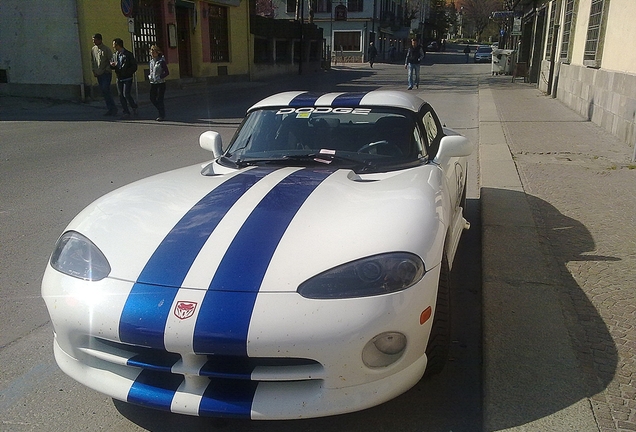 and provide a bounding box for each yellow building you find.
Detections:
[77,0,251,94]
[0,0,324,100]
[0,0,251,100]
